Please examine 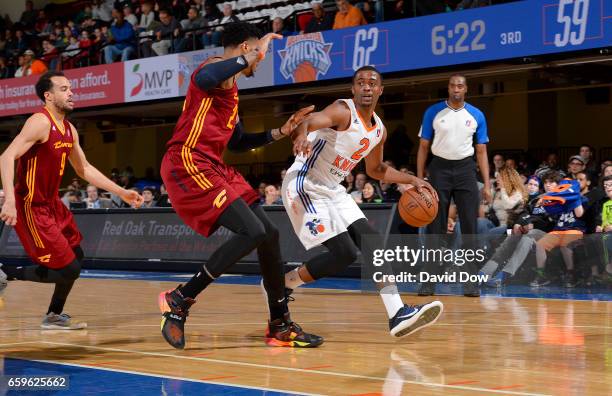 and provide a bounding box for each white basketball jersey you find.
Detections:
[288,99,385,188]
